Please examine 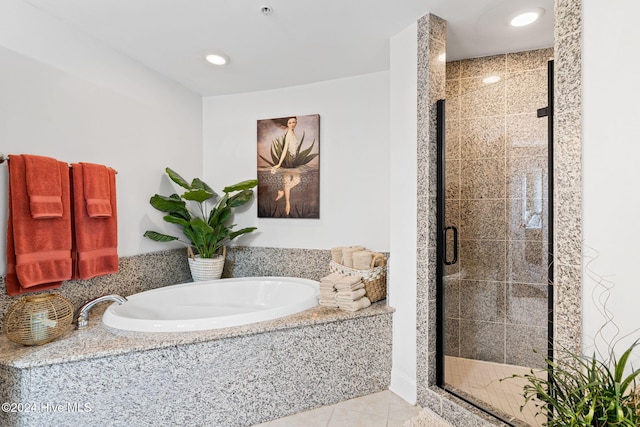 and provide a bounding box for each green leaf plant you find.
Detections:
[508,343,640,426]
[144,168,257,258]
[506,247,640,426]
